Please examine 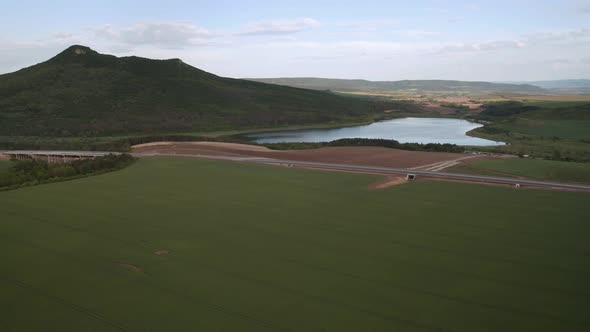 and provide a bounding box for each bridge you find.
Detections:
[0,150,117,163]
[2,149,590,192]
